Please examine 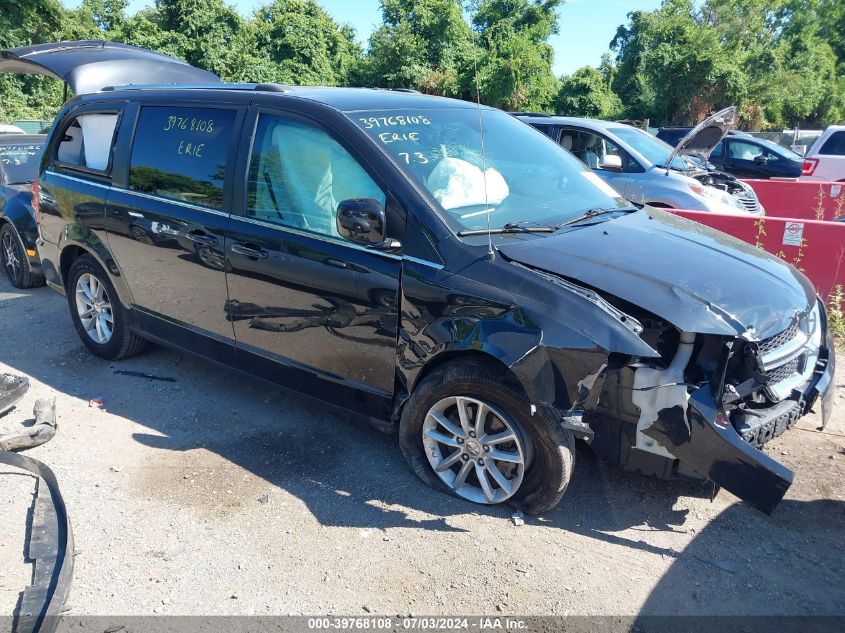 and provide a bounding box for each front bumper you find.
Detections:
[642,339,835,515]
